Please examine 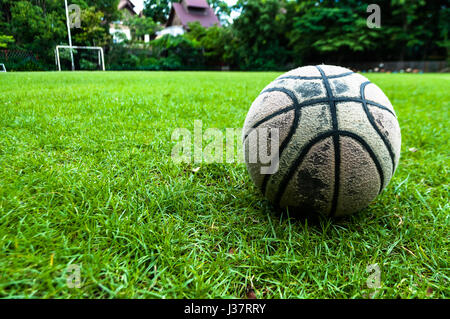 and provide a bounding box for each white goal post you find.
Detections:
[0,63,6,72]
[55,1,105,71]
[55,45,105,71]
